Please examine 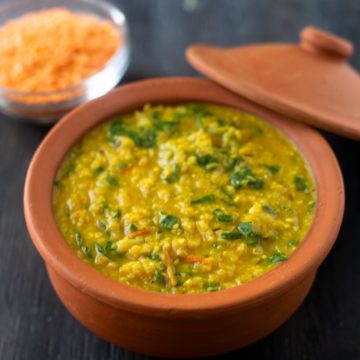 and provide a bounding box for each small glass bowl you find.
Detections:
[0,0,130,124]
